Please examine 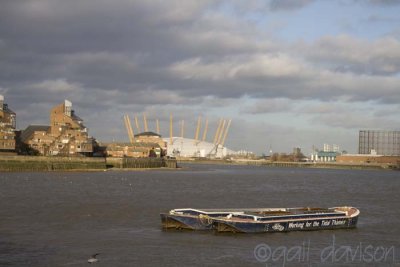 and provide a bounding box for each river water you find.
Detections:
[0,164,399,266]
